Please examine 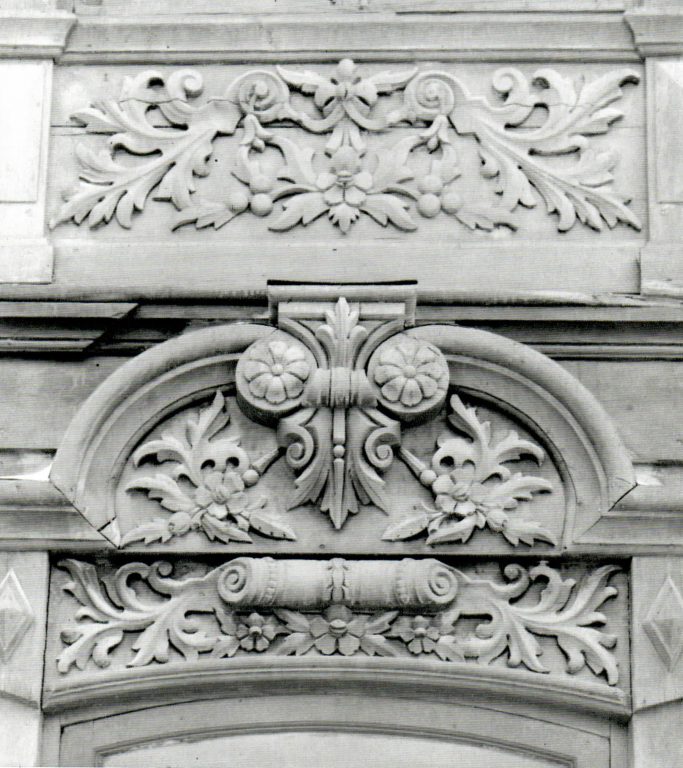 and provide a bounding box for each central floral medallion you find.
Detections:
[124,297,555,548]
